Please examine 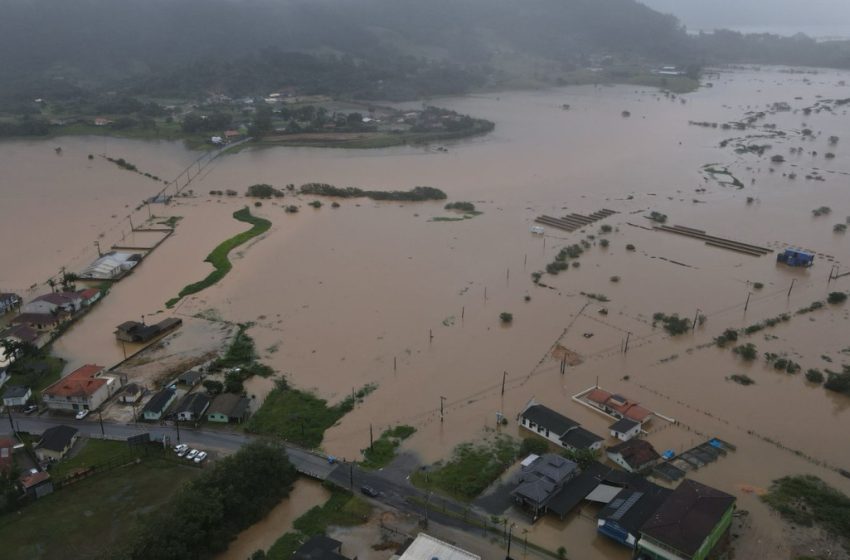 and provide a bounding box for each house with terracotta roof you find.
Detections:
[19,469,53,499]
[584,388,653,425]
[607,439,661,474]
[77,288,101,307]
[41,364,116,412]
[637,479,736,560]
